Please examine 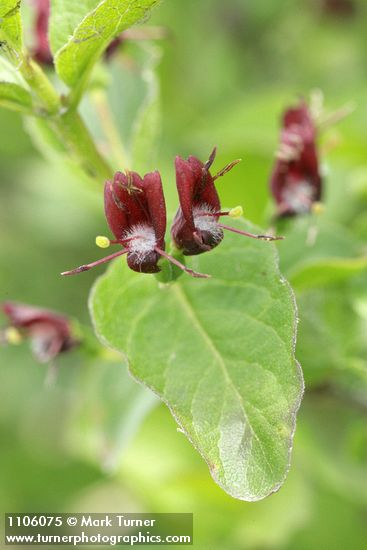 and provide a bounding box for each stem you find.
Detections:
[18,55,113,183]
[218,223,284,241]
[53,110,113,181]
[19,57,60,115]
